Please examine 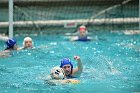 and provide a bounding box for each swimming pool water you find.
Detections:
[0,31,140,93]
